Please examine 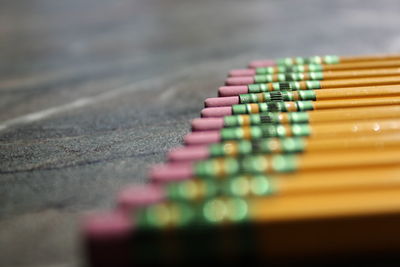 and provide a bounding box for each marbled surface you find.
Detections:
[1,0,400,266]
